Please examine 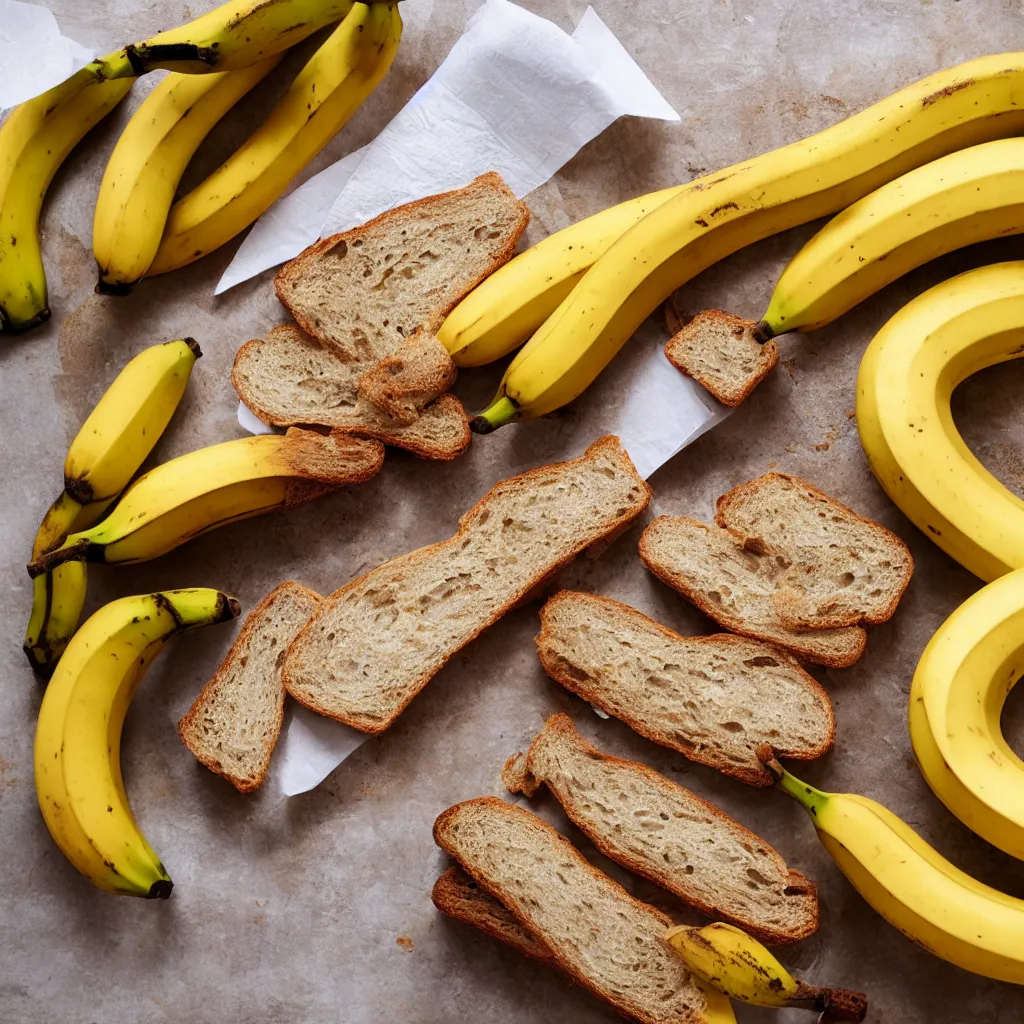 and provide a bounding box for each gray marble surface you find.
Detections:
[3,1,1024,1021]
